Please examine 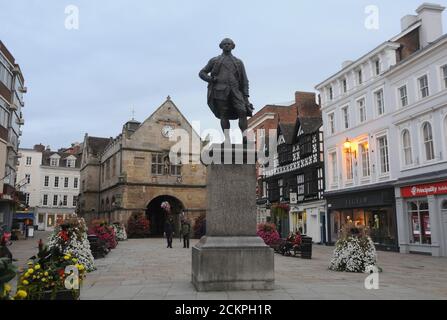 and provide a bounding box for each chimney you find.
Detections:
[295,92,320,117]
[401,15,418,31]
[416,3,445,48]
[33,144,45,152]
